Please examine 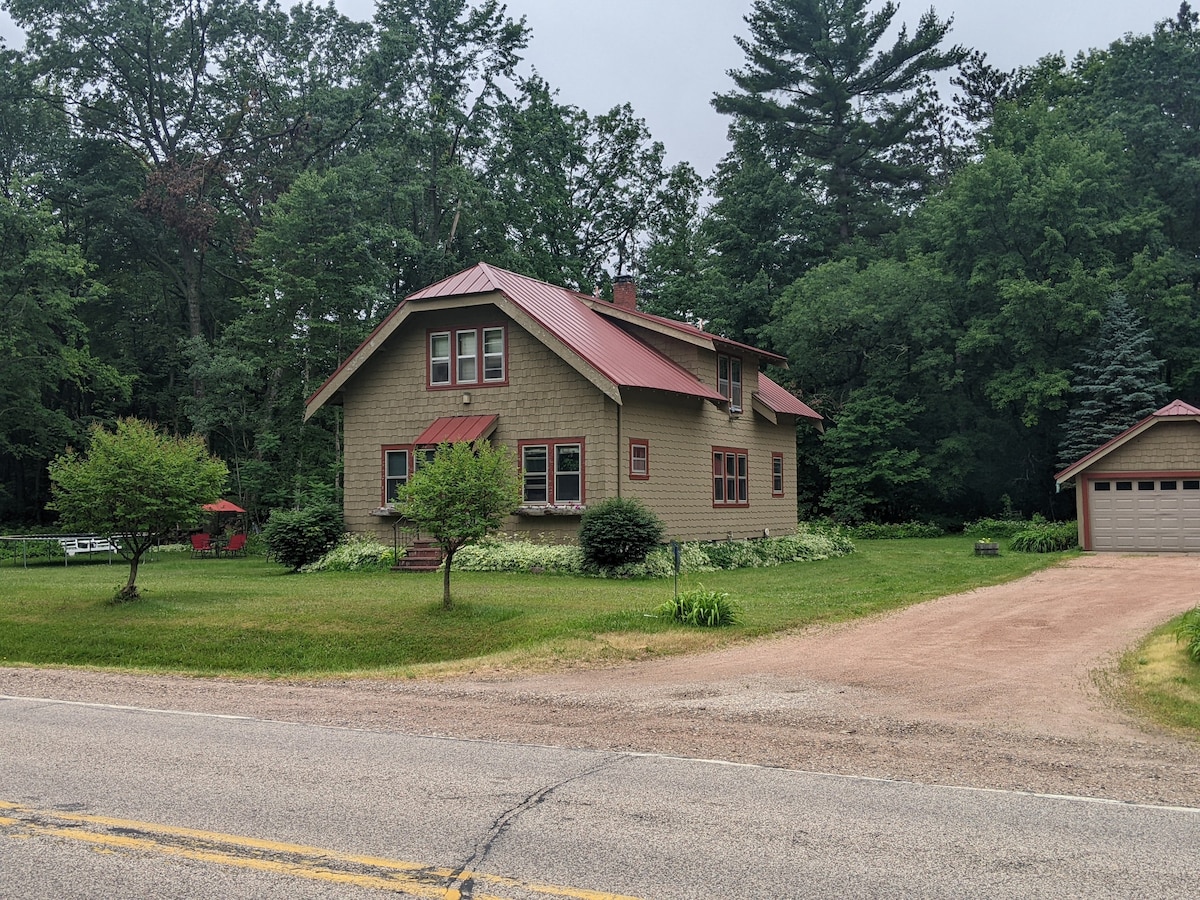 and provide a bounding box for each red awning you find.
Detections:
[414,414,499,446]
[202,499,246,513]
